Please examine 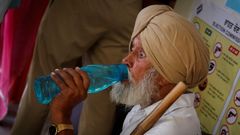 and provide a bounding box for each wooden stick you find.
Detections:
[131,81,187,135]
